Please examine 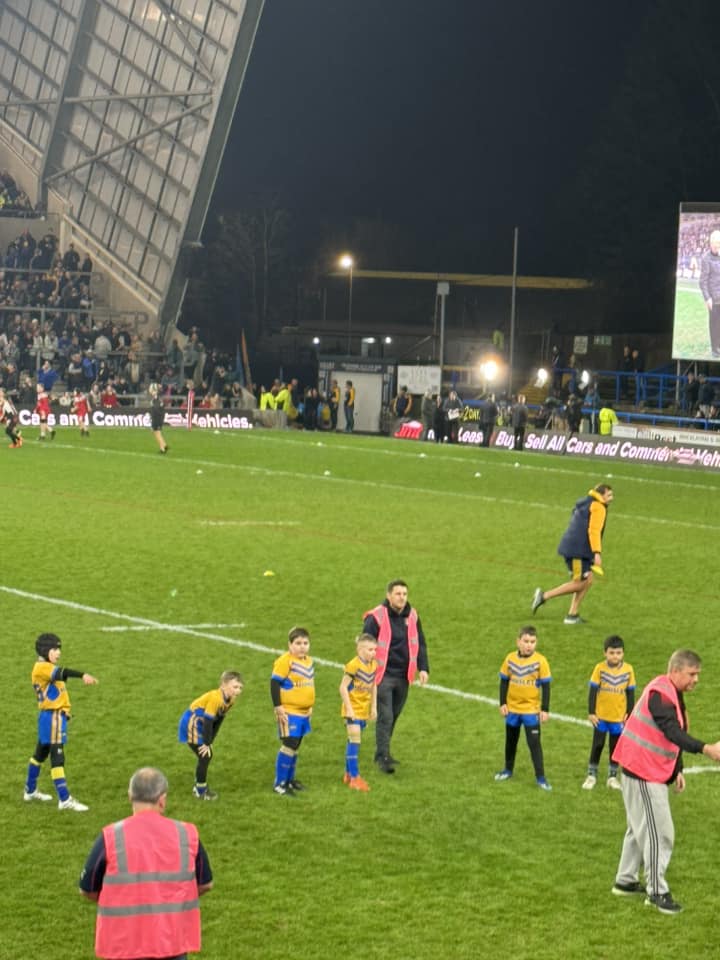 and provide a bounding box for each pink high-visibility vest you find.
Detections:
[96,811,201,960]
[365,604,419,684]
[612,675,684,781]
